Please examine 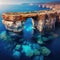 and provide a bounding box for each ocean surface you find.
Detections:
[0,3,60,60]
